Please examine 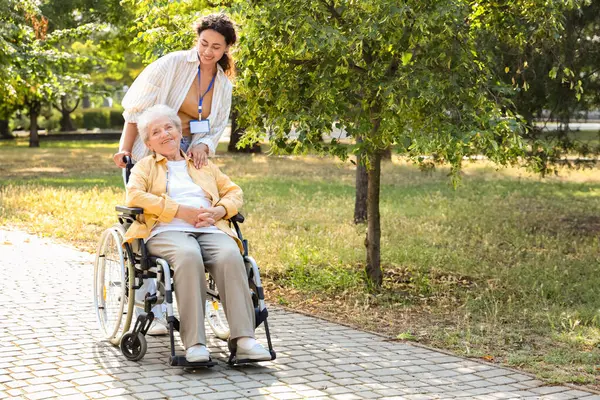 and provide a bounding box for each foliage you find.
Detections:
[121,0,221,64]
[235,0,592,166]
[231,0,586,284]
[477,0,600,172]
[0,0,137,138]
